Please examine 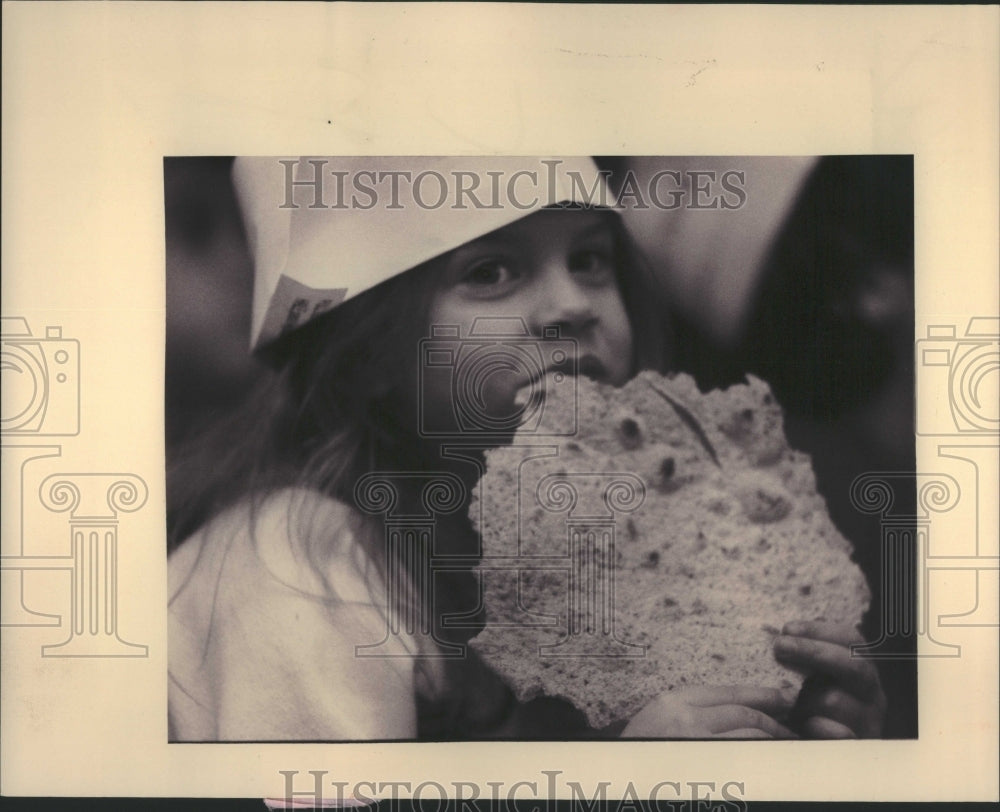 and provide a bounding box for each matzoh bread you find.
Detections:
[468,371,870,730]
